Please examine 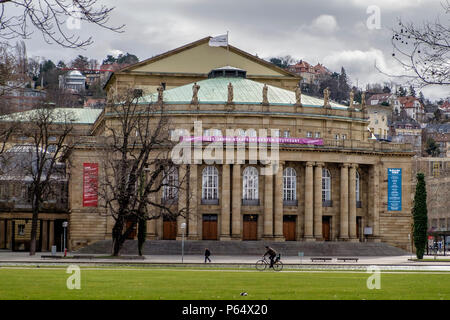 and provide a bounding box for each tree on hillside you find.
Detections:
[389,1,450,87]
[337,67,351,103]
[269,56,297,69]
[413,173,428,259]
[0,0,124,48]
[409,85,416,97]
[71,55,90,71]
[425,138,441,157]
[98,89,190,256]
